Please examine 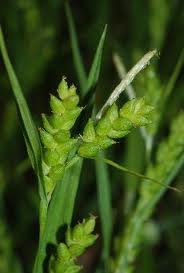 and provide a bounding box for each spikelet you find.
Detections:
[78,97,153,158]
[49,216,97,273]
[40,78,82,201]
